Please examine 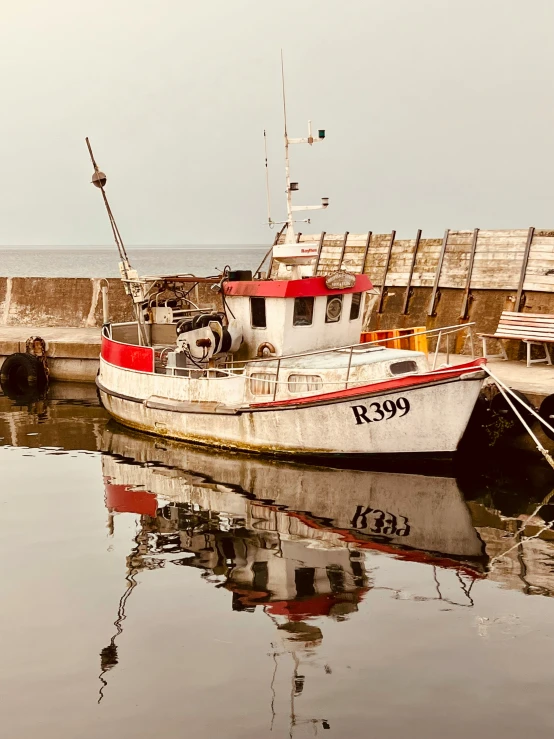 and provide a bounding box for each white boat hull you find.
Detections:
[98,358,485,456]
